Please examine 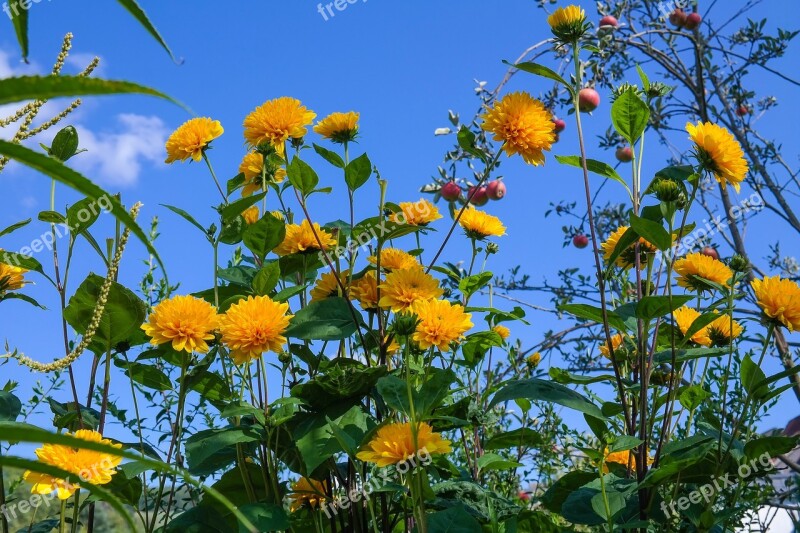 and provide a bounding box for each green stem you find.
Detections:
[203,152,228,204]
